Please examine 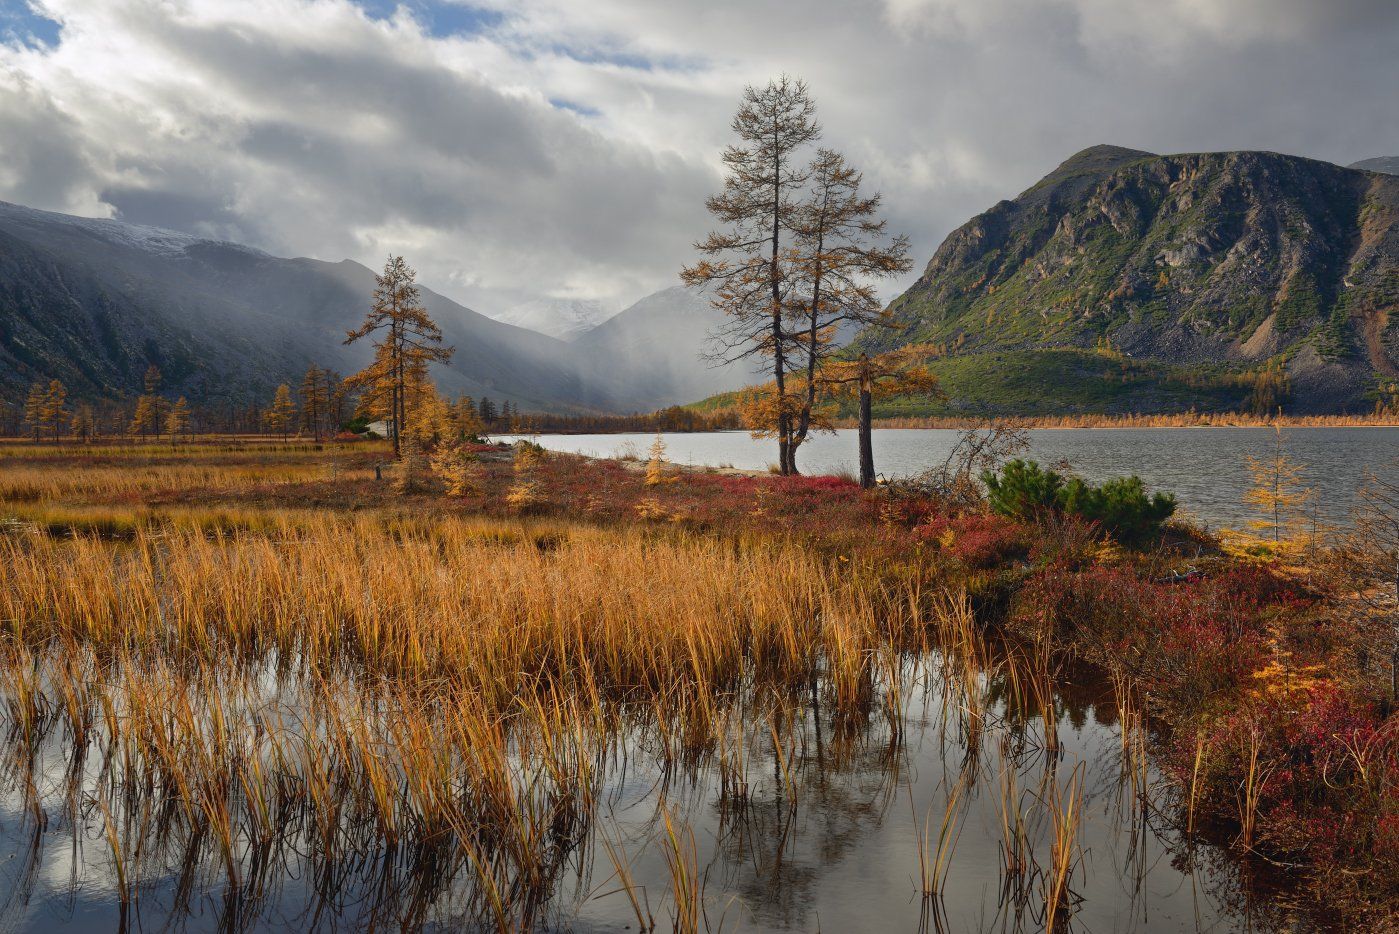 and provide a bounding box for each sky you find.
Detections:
[1,0,1397,319]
